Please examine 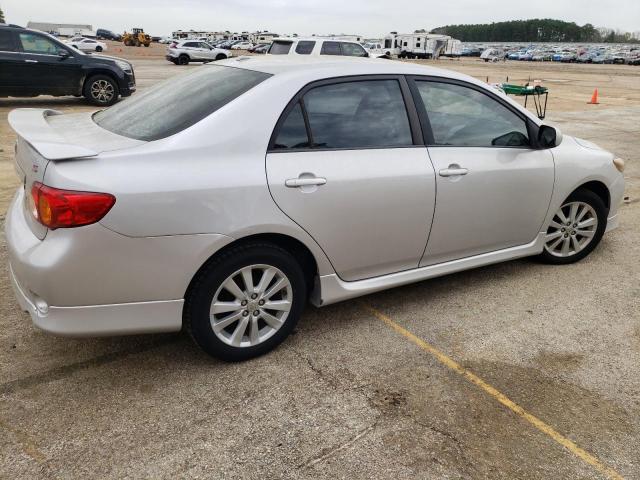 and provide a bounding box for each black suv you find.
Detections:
[96,28,122,41]
[0,24,135,106]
